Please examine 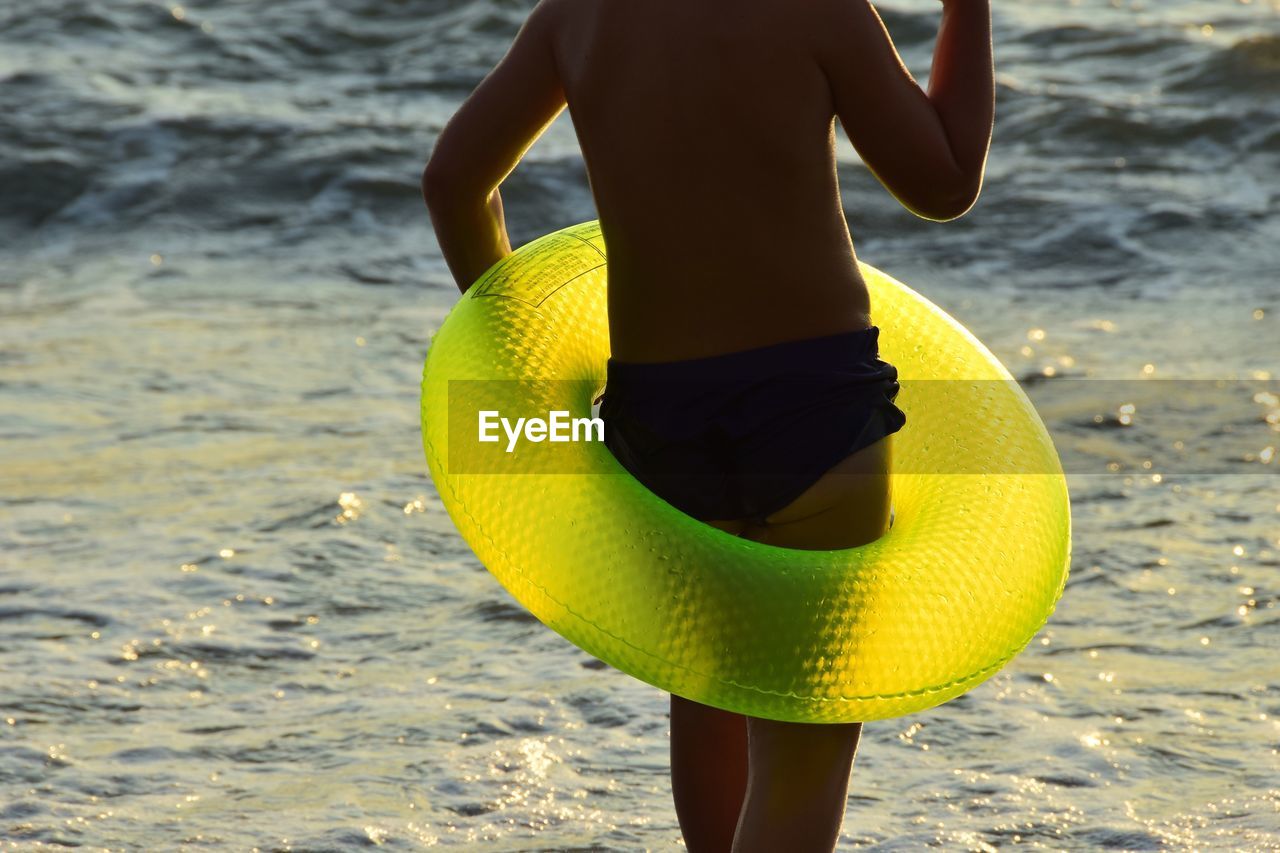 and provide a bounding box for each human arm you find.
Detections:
[421,0,568,293]
[811,0,994,221]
